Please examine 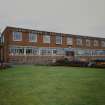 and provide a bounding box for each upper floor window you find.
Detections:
[101,41,105,47]
[67,37,72,45]
[13,32,22,41]
[29,33,37,42]
[86,39,91,47]
[0,35,4,44]
[77,38,82,46]
[2,35,4,43]
[94,40,99,47]
[0,37,1,44]
[56,35,62,44]
[43,35,50,43]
